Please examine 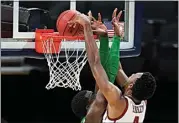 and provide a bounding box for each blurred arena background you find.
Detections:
[1,1,178,123]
